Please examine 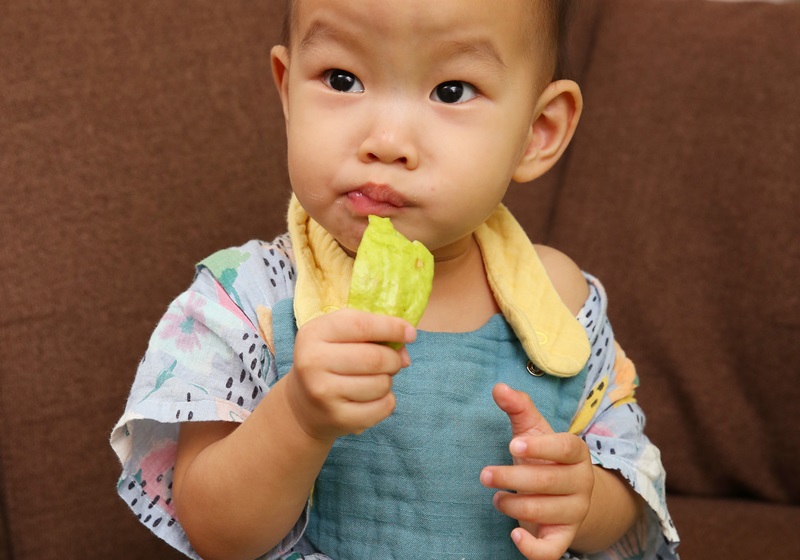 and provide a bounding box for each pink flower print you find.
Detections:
[215,398,250,422]
[159,292,207,352]
[608,342,639,407]
[135,440,178,518]
[585,422,615,439]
